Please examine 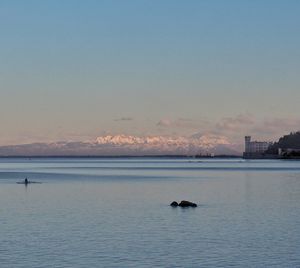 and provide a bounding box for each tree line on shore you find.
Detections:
[266,132,300,156]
